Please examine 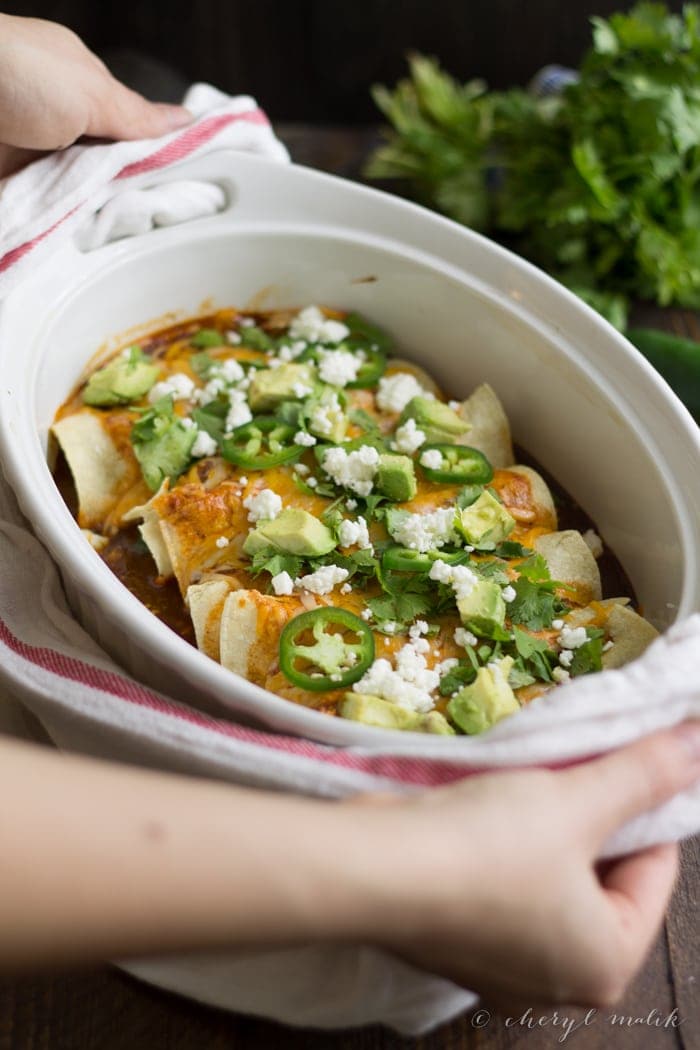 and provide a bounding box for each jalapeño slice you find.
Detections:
[420,444,494,484]
[279,607,375,692]
[381,546,471,573]
[222,416,303,470]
